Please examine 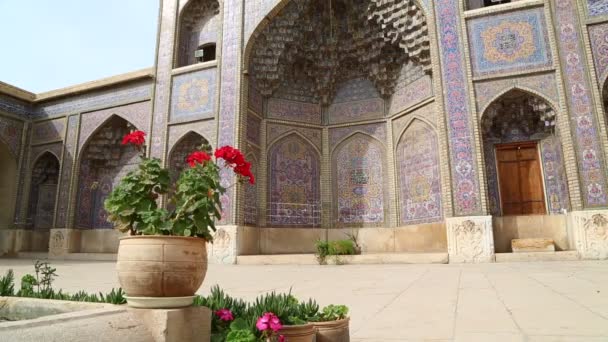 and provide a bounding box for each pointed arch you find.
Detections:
[479,89,570,216]
[79,113,143,156]
[176,0,221,68]
[332,132,388,226]
[267,130,322,157]
[331,130,386,155]
[76,115,140,229]
[479,86,560,122]
[27,152,60,231]
[168,131,210,182]
[267,133,321,227]
[396,118,443,225]
[394,114,437,150]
